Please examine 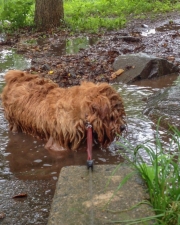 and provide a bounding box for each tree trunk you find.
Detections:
[34,0,64,30]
